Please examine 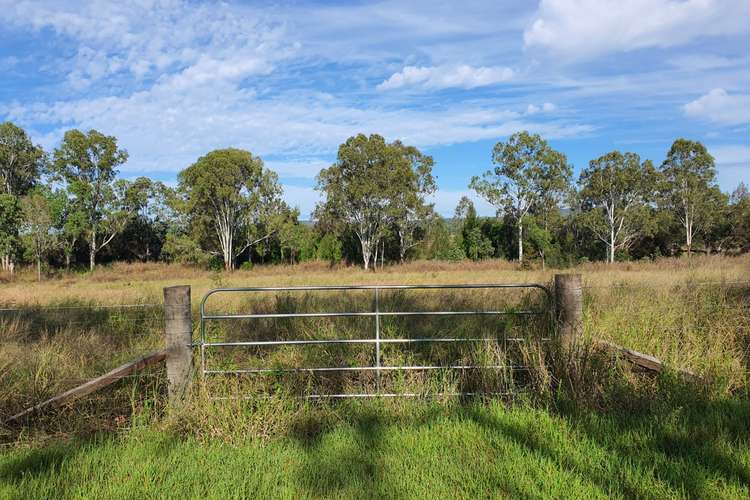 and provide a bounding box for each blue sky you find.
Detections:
[1,0,749,217]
